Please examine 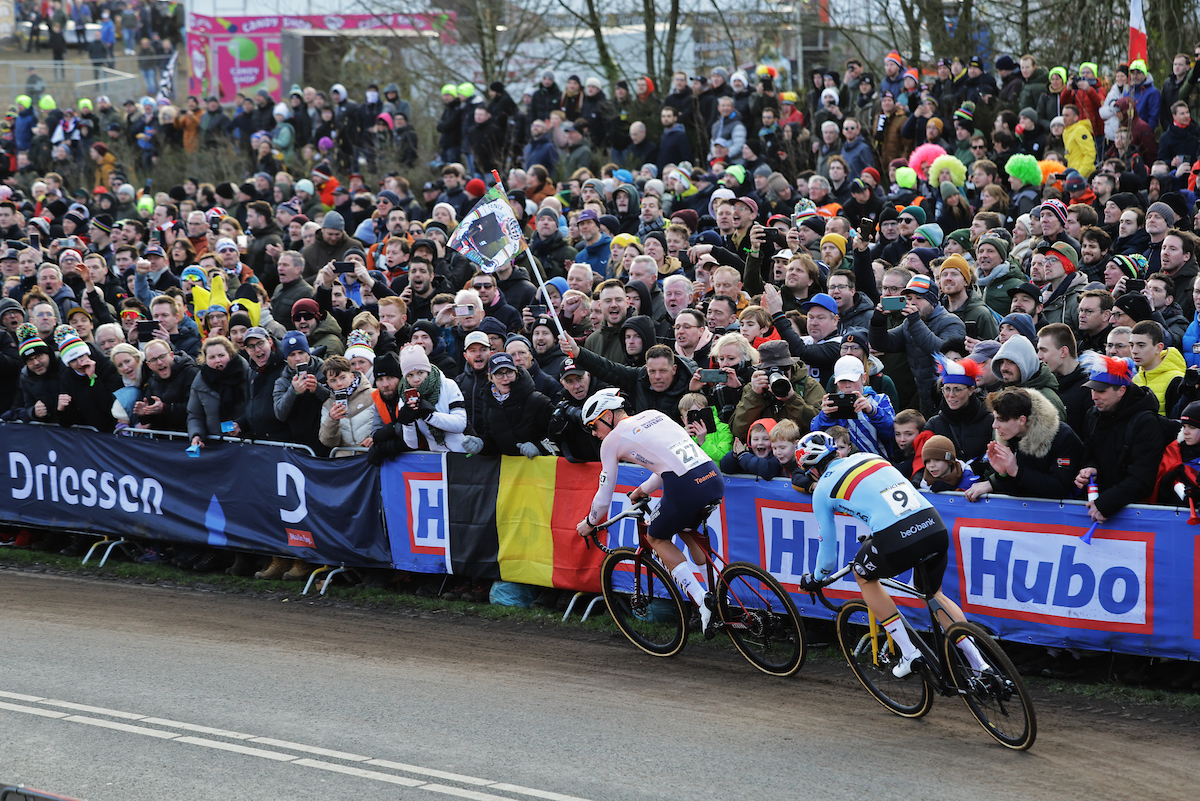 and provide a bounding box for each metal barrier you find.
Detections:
[0,58,141,99]
[329,446,369,458]
[1,783,86,801]
[118,427,318,457]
